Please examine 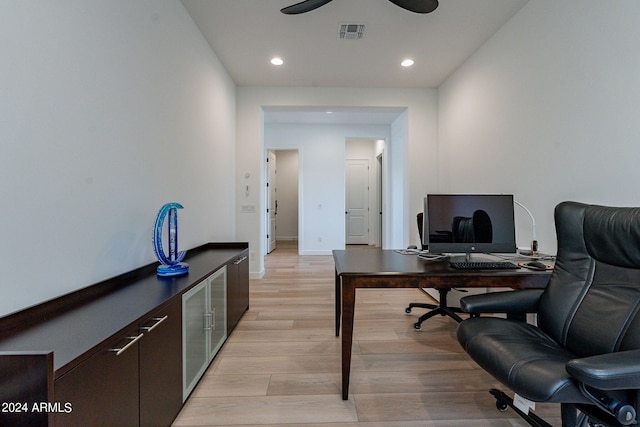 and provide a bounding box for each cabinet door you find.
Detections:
[0,352,53,427]
[54,328,141,427]
[182,281,208,400]
[208,267,227,360]
[139,300,182,427]
[227,254,249,335]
